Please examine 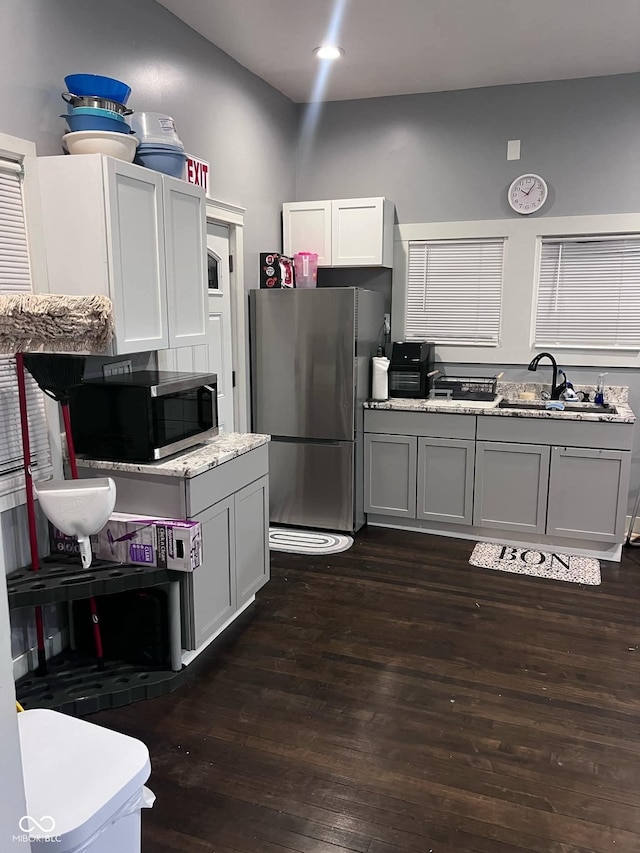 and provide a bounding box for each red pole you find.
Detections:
[15,353,47,675]
[61,403,78,479]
